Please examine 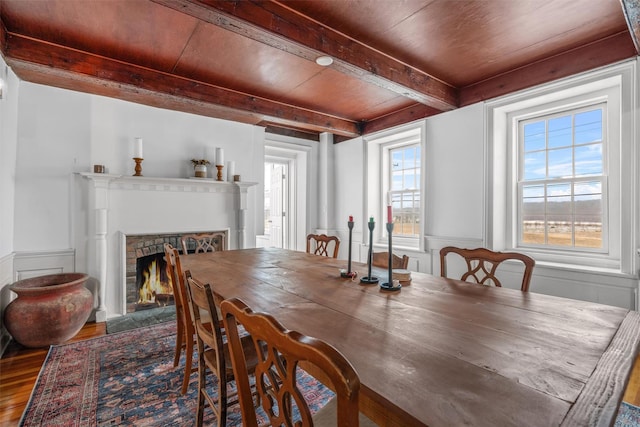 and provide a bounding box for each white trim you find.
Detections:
[486,59,637,275]
[264,134,314,252]
[364,122,426,251]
